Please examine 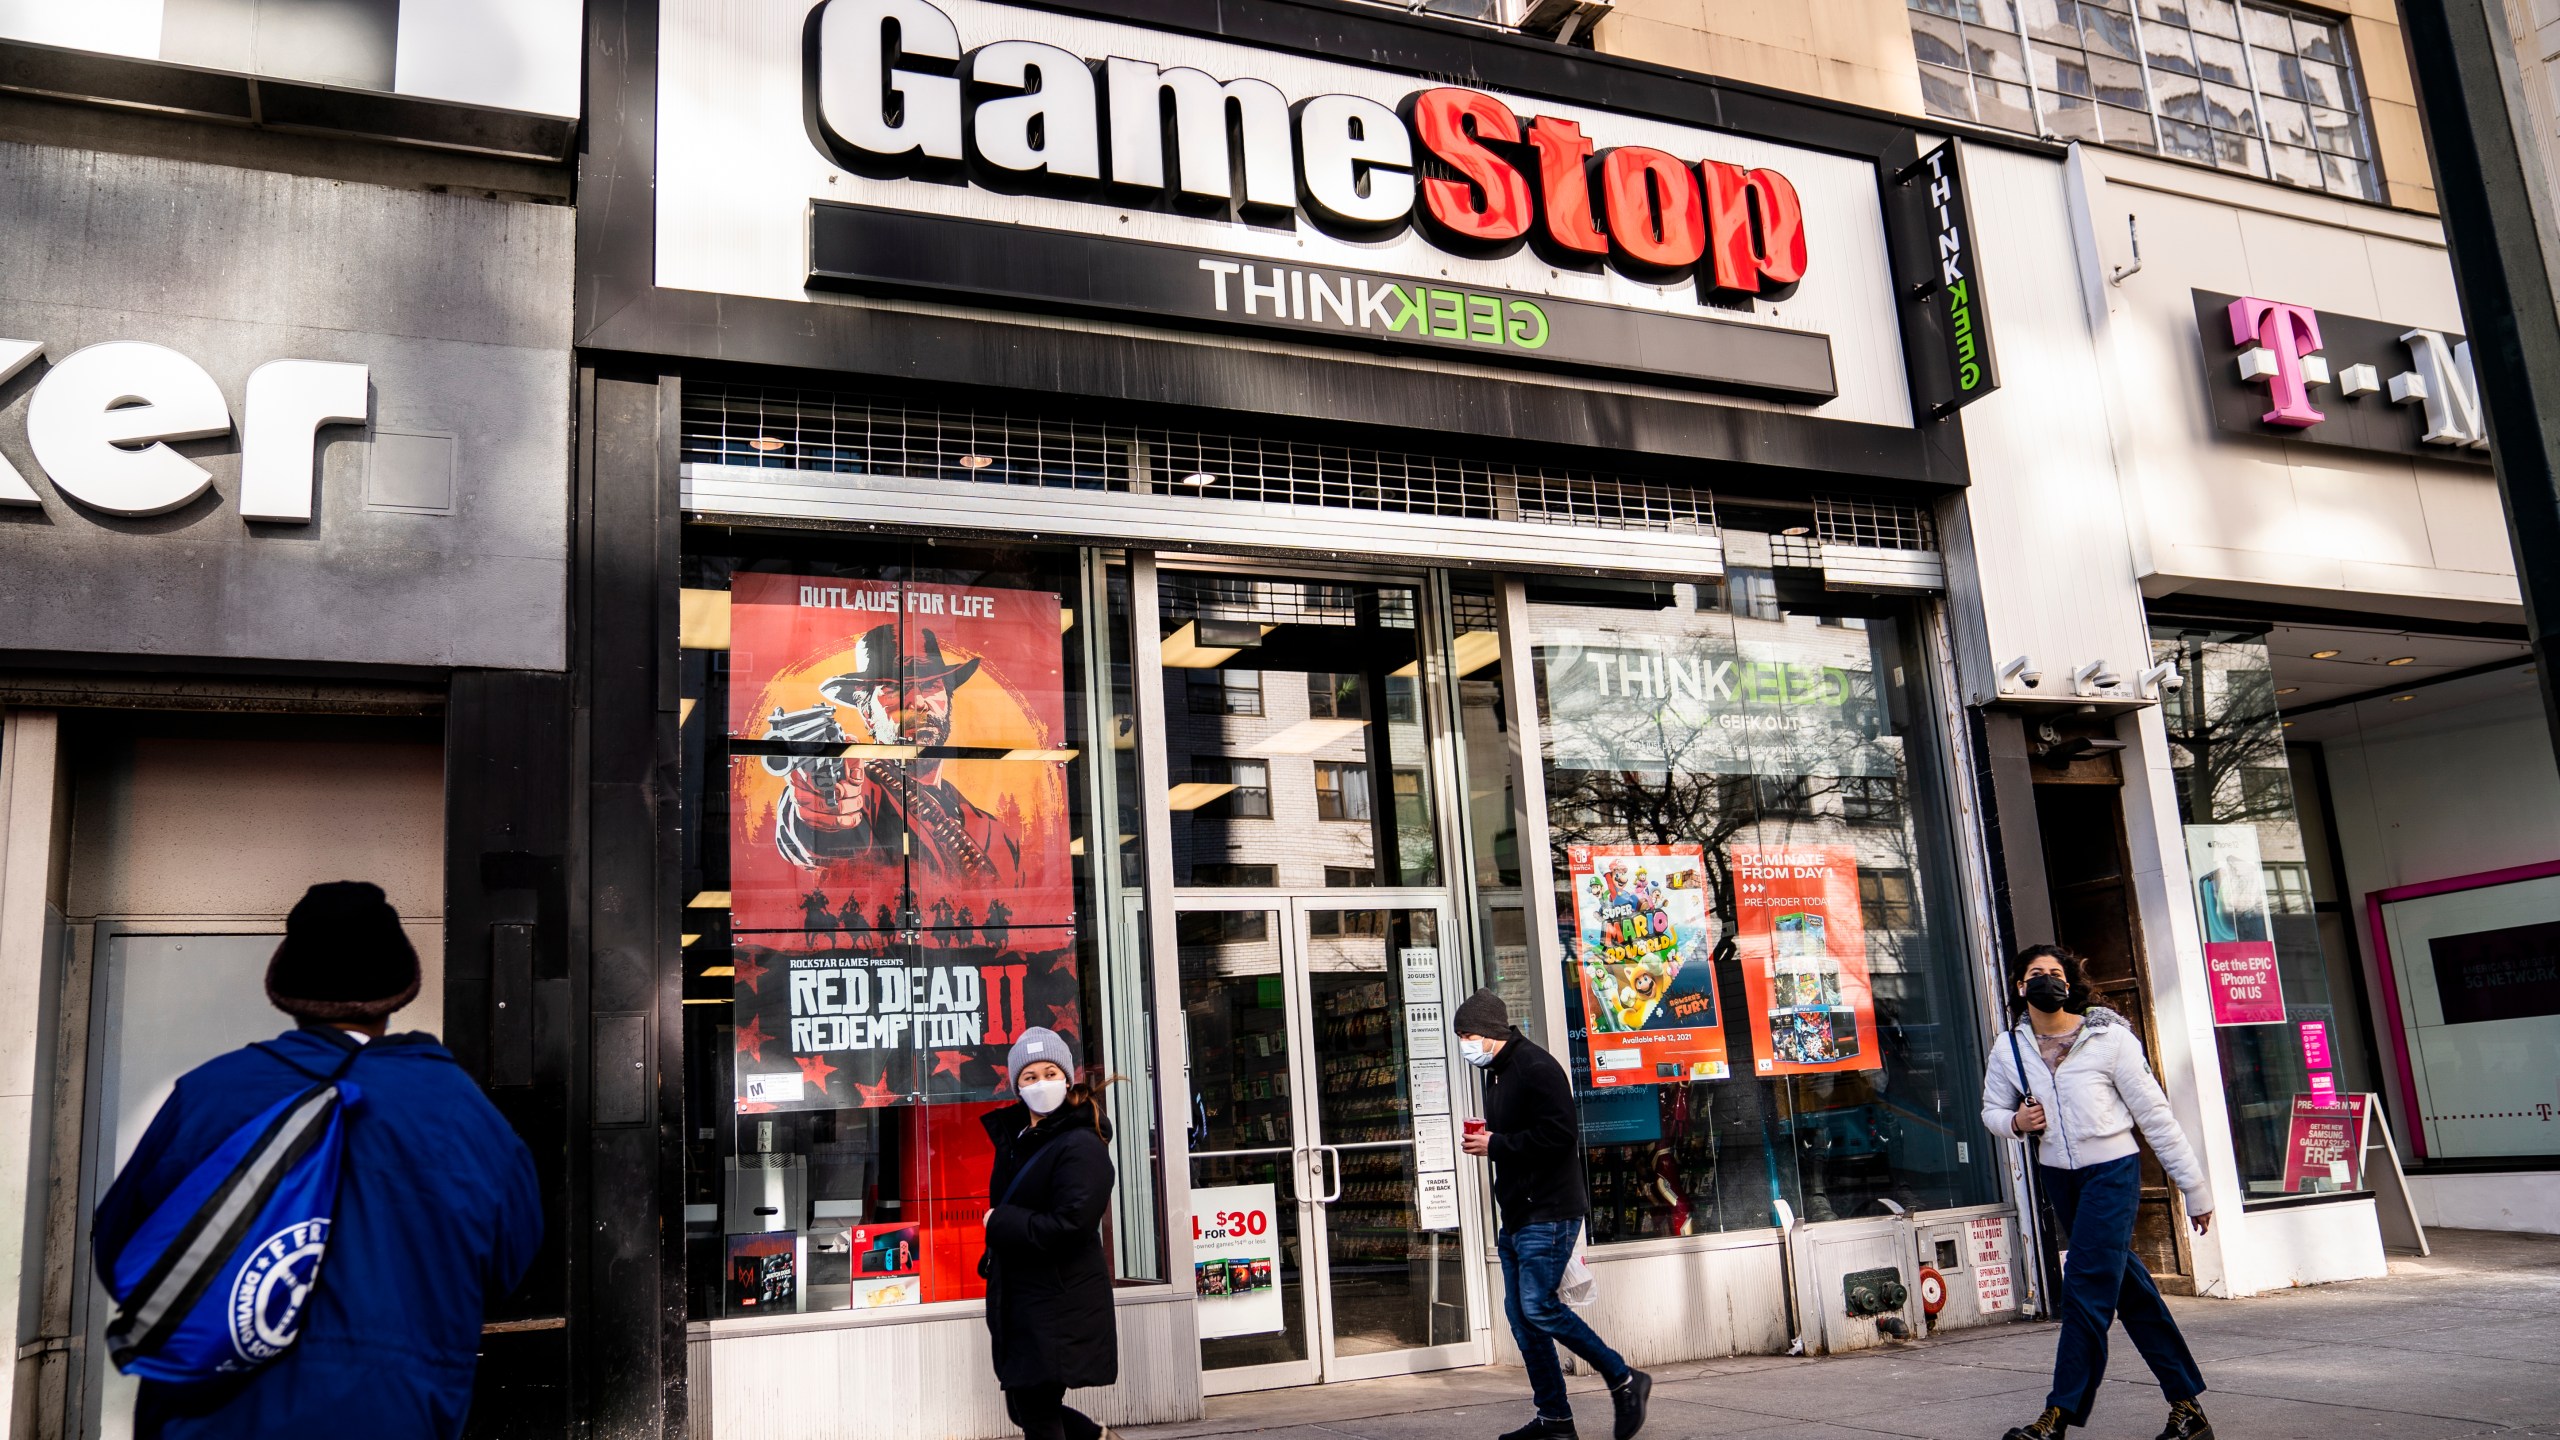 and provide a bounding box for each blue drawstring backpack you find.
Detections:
[96,1045,363,1384]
